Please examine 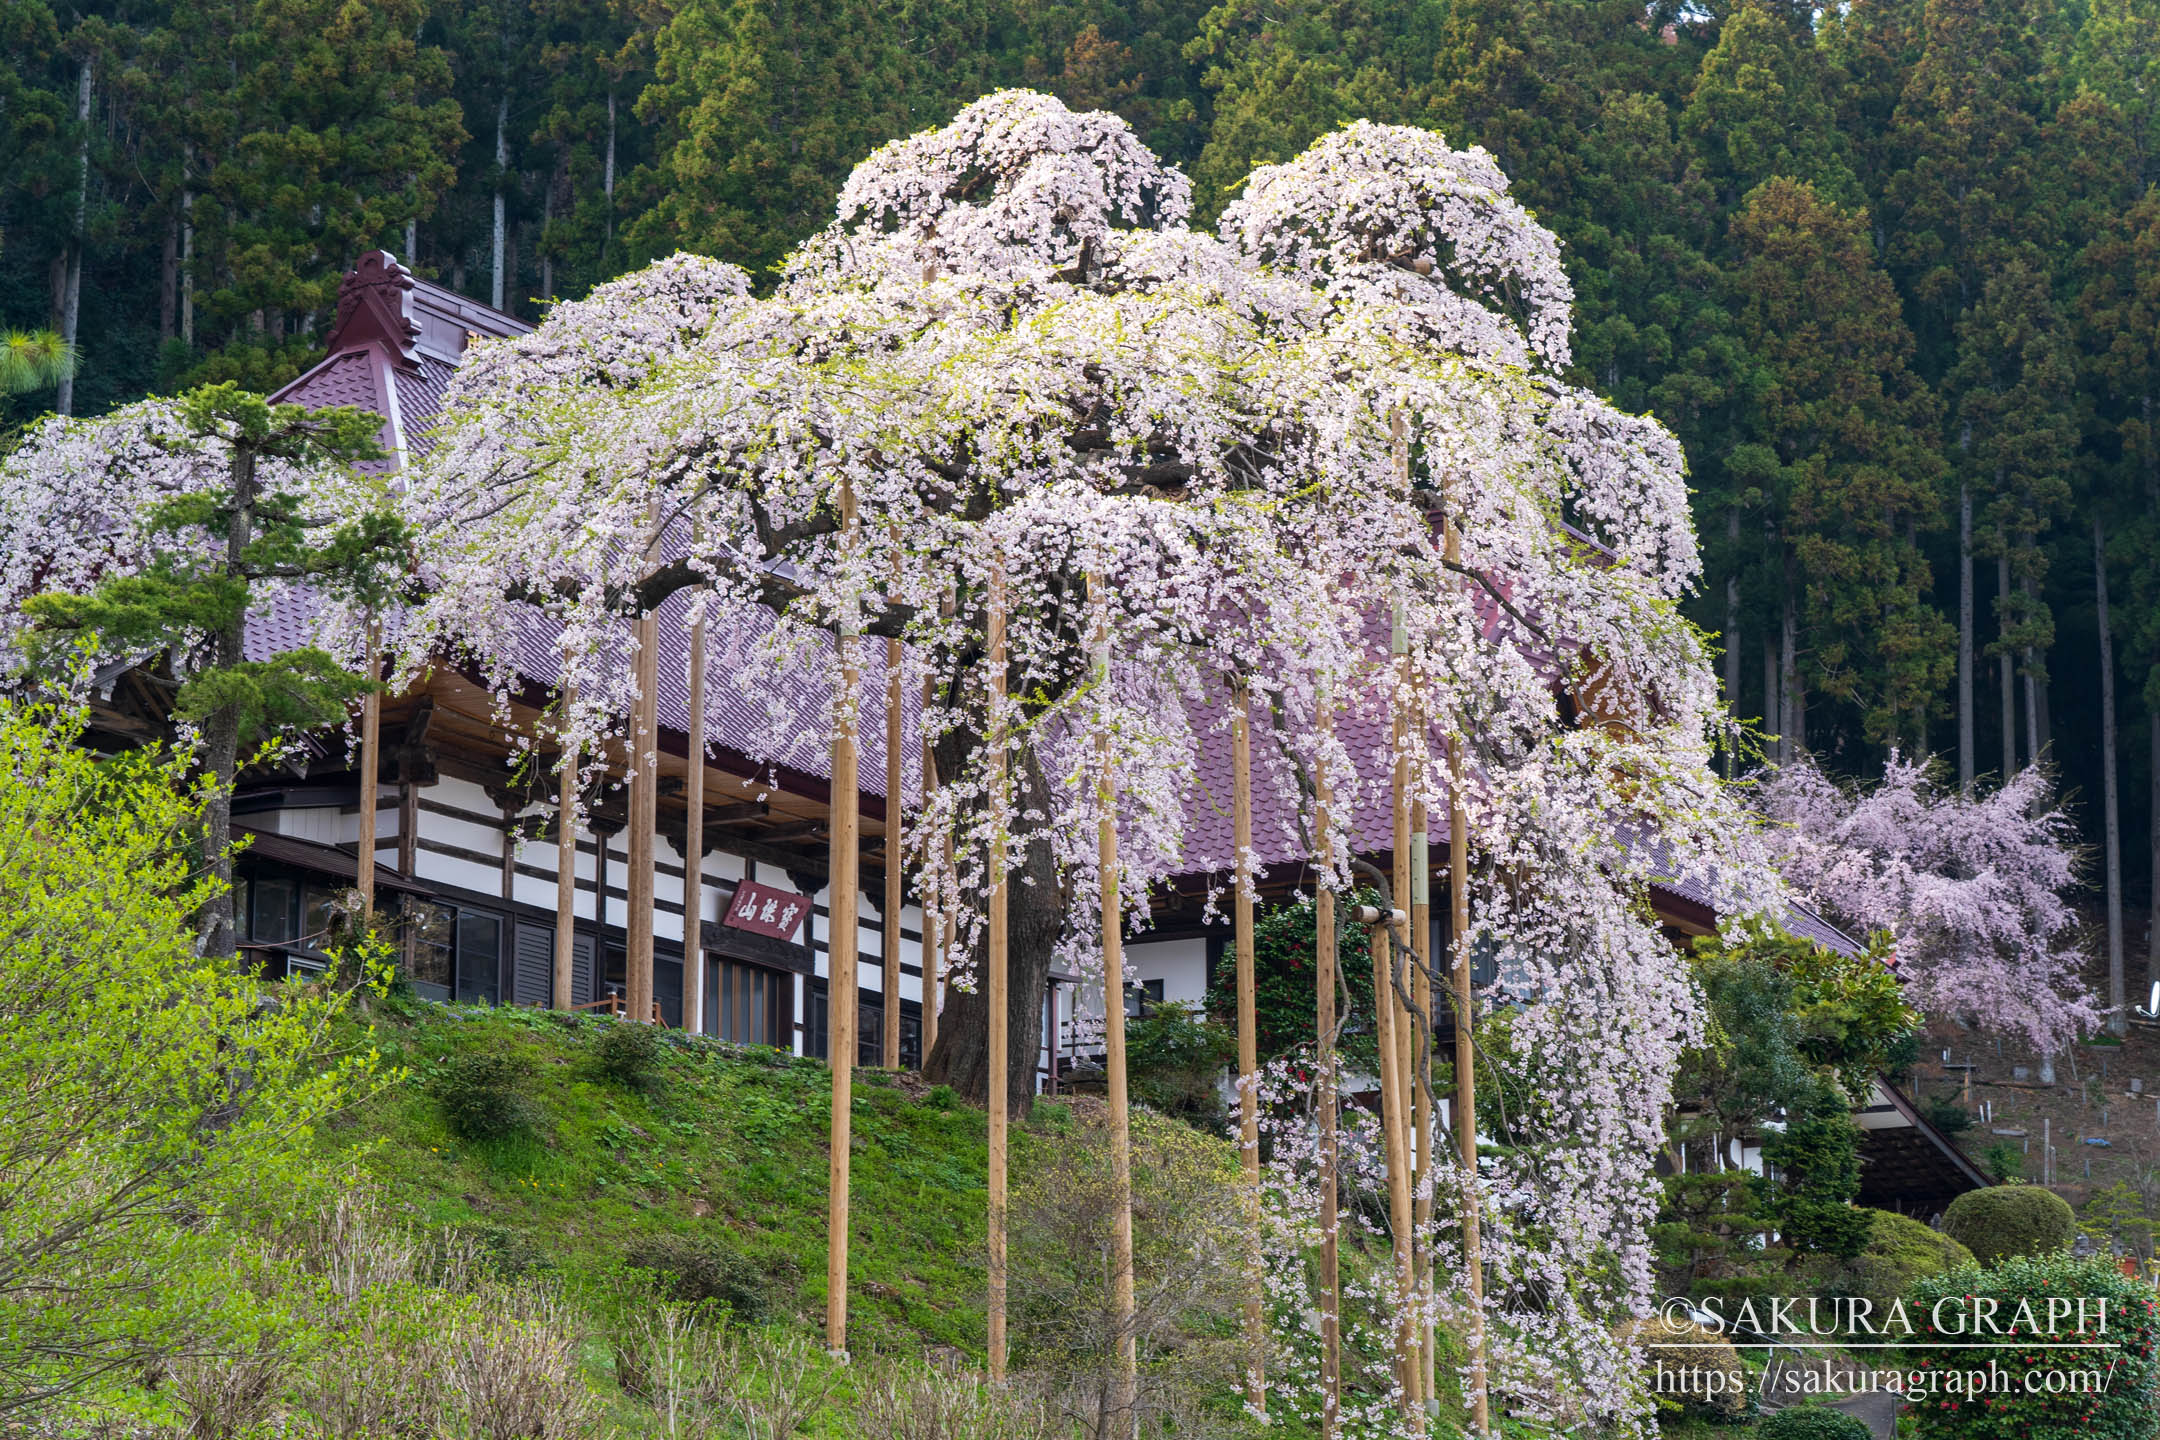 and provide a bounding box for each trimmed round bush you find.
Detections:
[1826,1207,1975,1317]
[1941,1184,2075,1264]
[1761,1407,1872,1440]
[1627,1315,1747,1419]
